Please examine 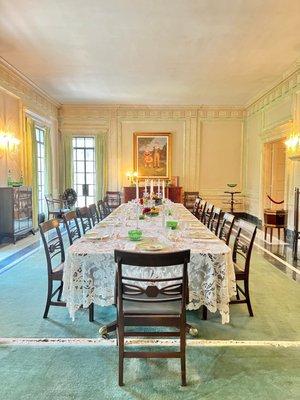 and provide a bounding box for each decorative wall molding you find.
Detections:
[246,66,300,117]
[0,58,59,119]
